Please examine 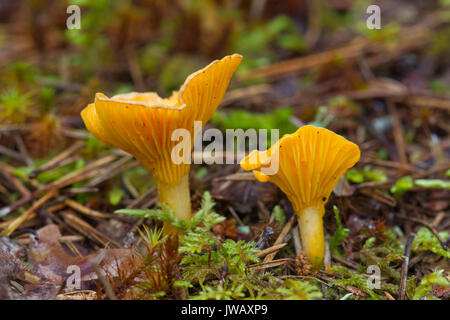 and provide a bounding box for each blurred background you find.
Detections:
[0,0,448,155]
